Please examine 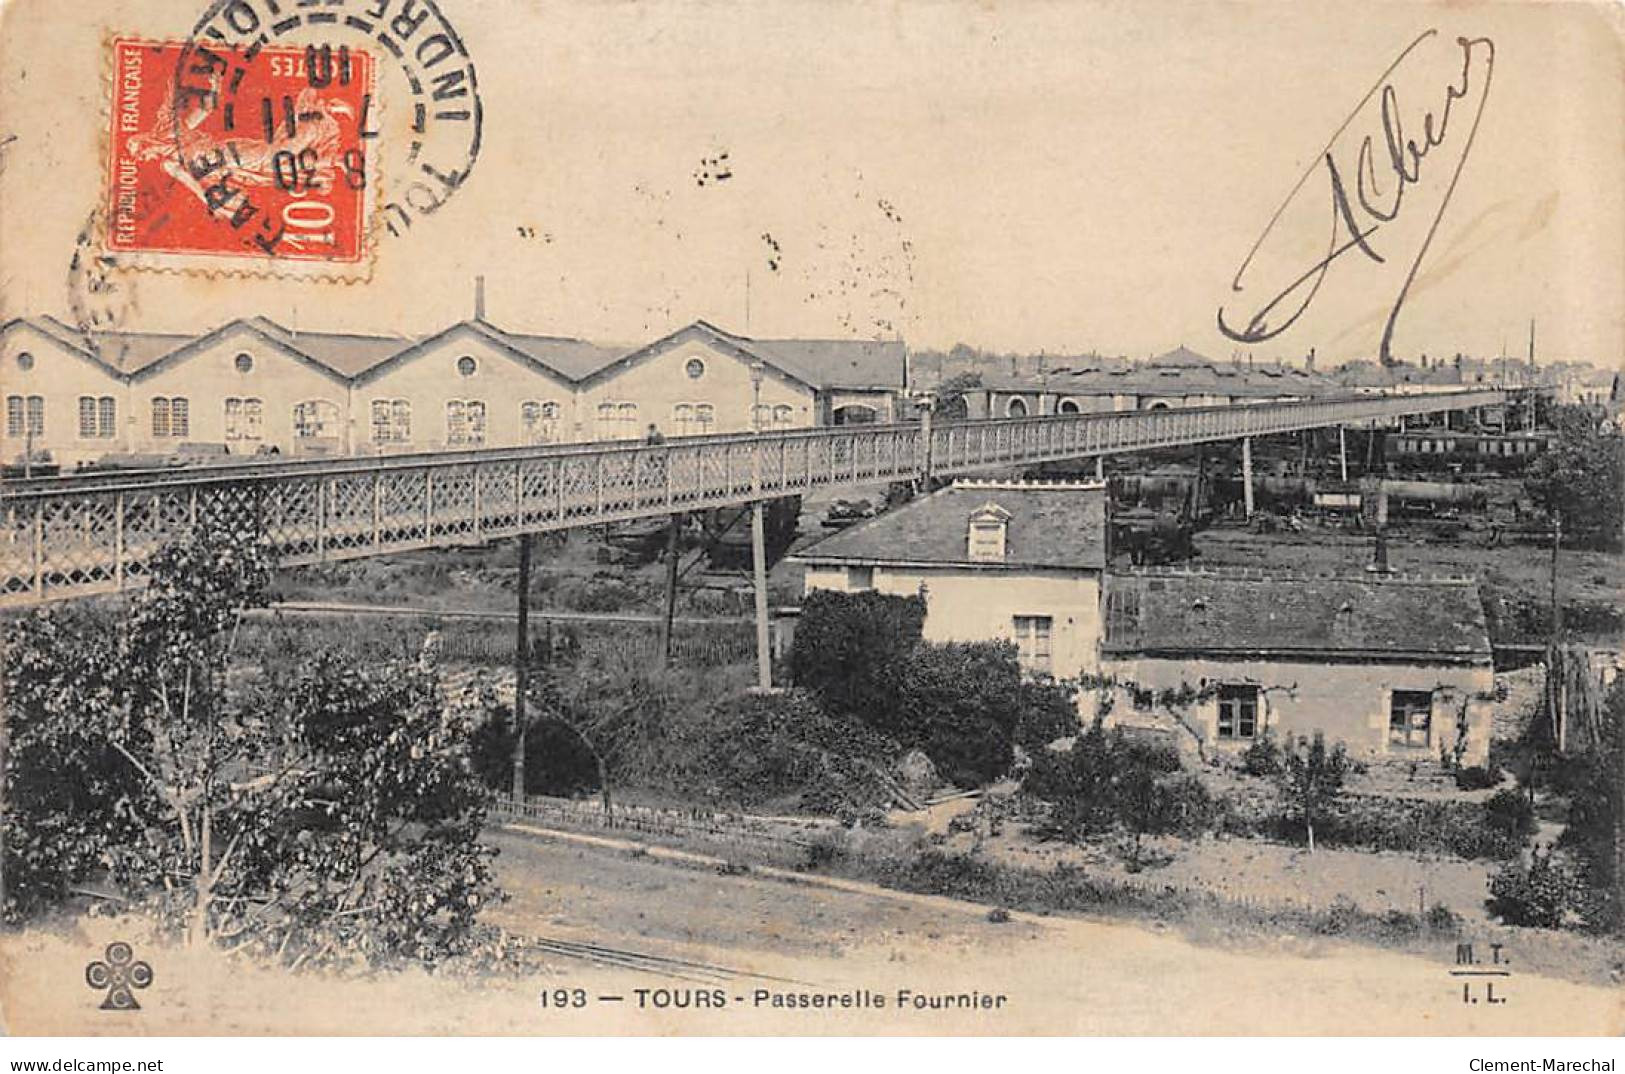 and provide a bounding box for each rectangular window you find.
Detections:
[5,395,20,438]
[98,396,116,439]
[79,396,97,439]
[1012,615,1053,675]
[225,397,265,441]
[1217,685,1260,739]
[446,400,486,446]
[521,400,558,445]
[372,399,411,444]
[847,566,874,591]
[152,397,170,438]
[170,397,189,438]
[82,396,116,439]
[1389,690,1433,749]
[293,400,337,440]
